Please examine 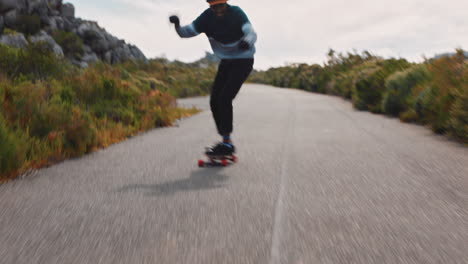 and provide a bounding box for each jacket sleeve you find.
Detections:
[242,23,257,45]
[176,23,200,38]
